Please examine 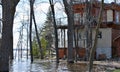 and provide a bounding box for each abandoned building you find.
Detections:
[57,0,120,60]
